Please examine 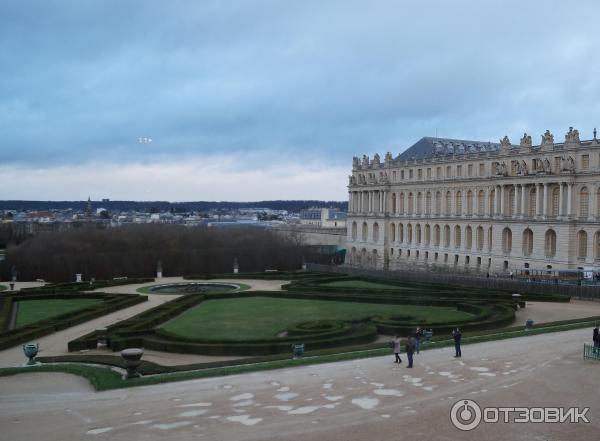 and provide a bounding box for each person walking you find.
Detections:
[452,327,462,358]
[405,335,415,368]
[391,335,402,364]
[593,324,599,350]
[414,327,423,354]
